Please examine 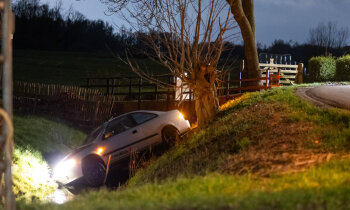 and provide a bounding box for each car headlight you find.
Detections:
[53,158,77,179]
[179,112,185,120]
